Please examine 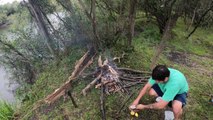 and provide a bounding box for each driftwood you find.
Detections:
[45,47,96,104]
